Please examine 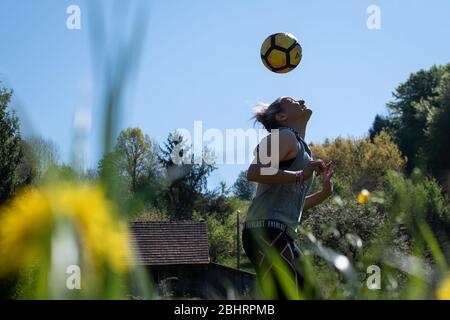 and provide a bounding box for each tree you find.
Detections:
[205,213,234,263]
[0,86,22,204]
[158,131,216,220]
[369,114,390,141]
[26,136,60,178]
[310,132,406,192]
[428,84,450,192]
[219,181,230,197]
[42,163,78,181]
[13,137,61,187]
[114,128,158,192]
[232,170,256,200]
[99,128,161,193]
[369,64,450,173]
[16,139,39,186]
[194,189,234,222]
